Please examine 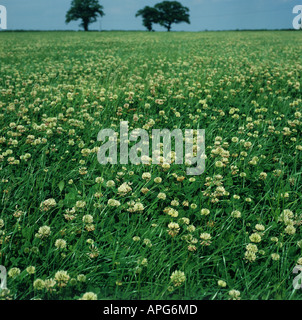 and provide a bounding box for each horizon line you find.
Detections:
[0,28,298,33]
